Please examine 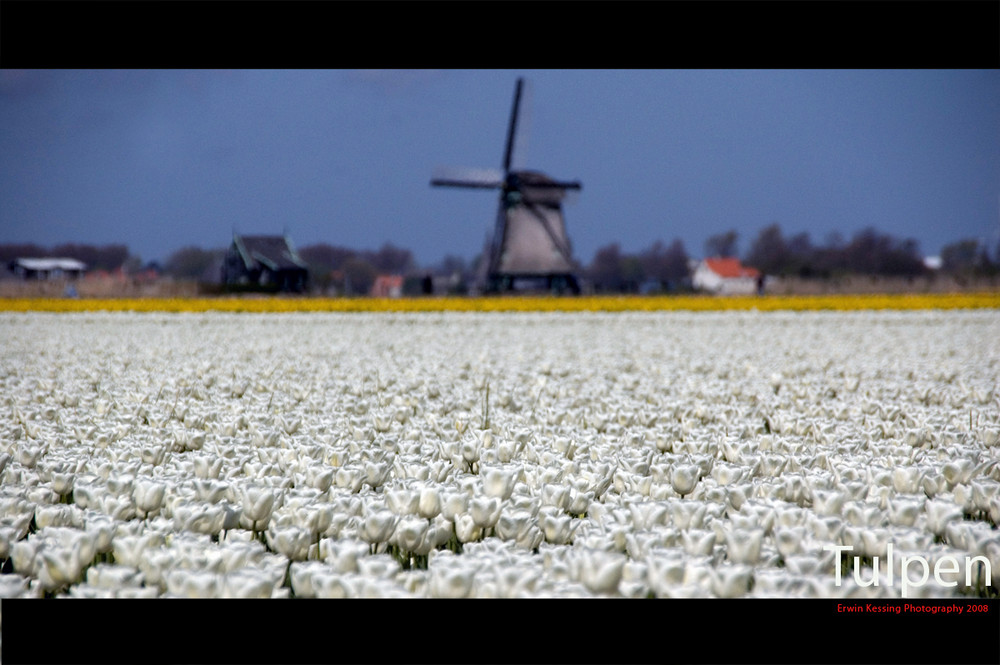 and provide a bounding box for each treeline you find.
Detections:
[5,224,998,293]
[744,224,1000,280]
[160,242,448,295]
[579,225,1000,293]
